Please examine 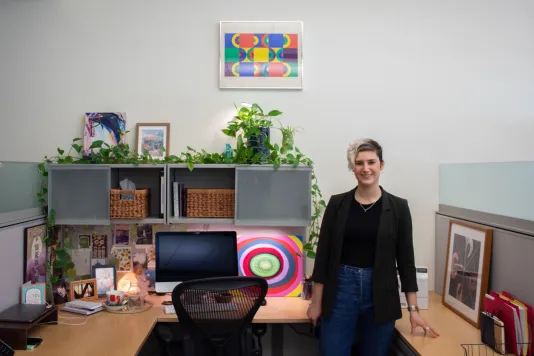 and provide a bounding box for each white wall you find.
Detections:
[2,0,534,296]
